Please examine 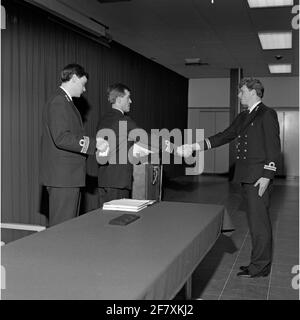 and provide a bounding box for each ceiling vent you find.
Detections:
[184,58,209,66]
